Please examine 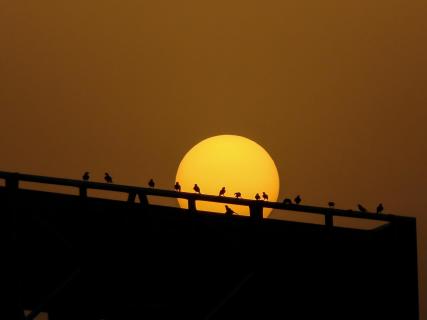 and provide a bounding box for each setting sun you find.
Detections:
[176,135,280,217]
